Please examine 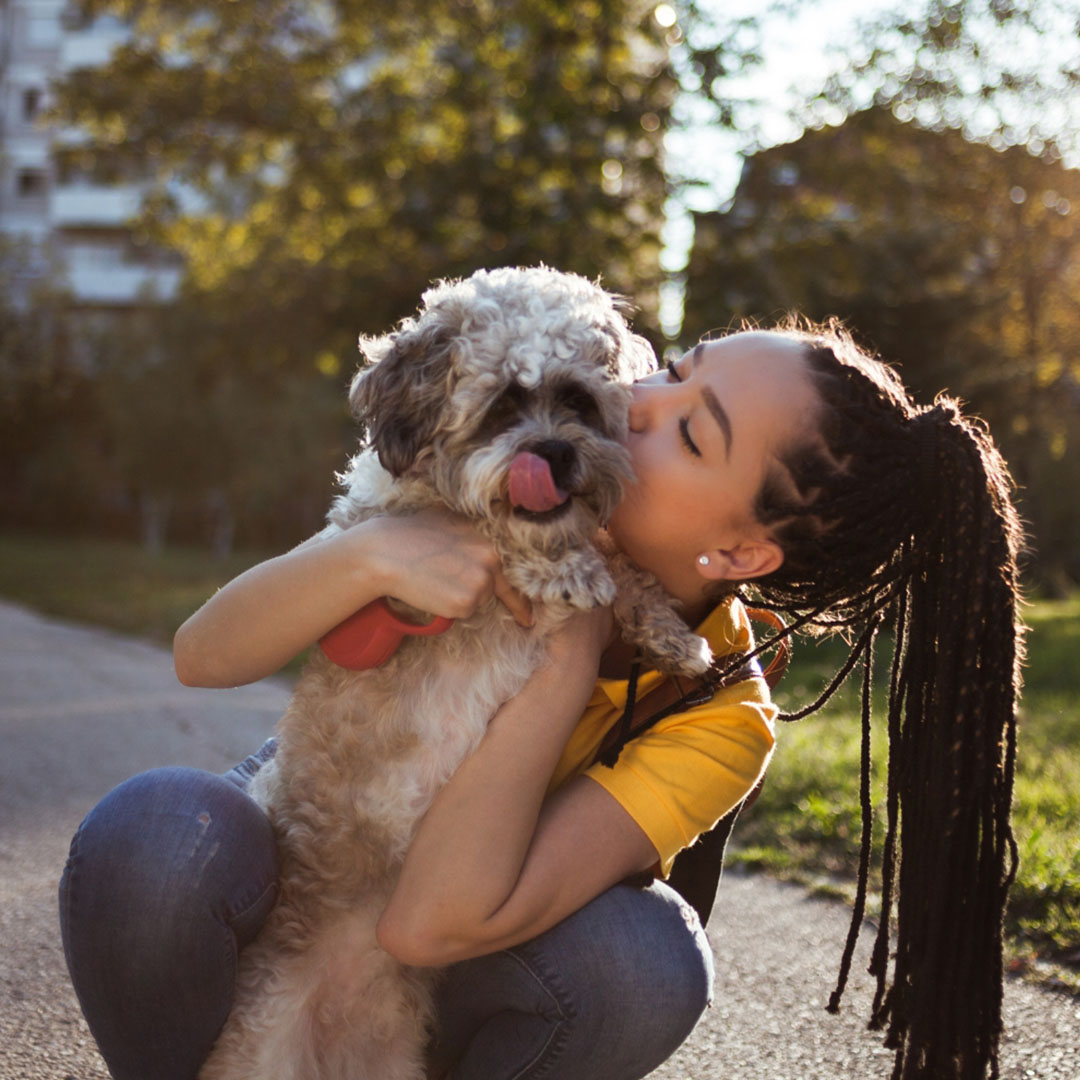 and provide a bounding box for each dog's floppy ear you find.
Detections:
[348,321,455,477]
